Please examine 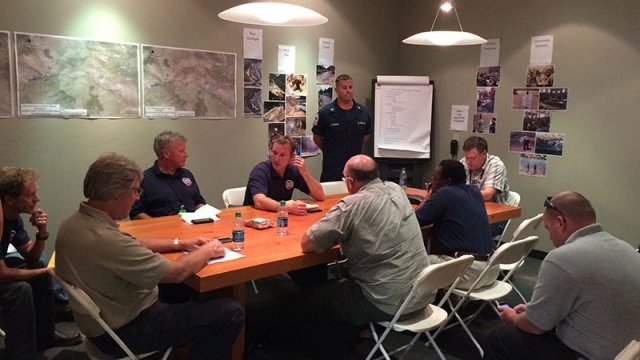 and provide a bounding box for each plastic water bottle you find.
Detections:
[277,200,288,235]
[399,167,408,189]
[232,211,245,251]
